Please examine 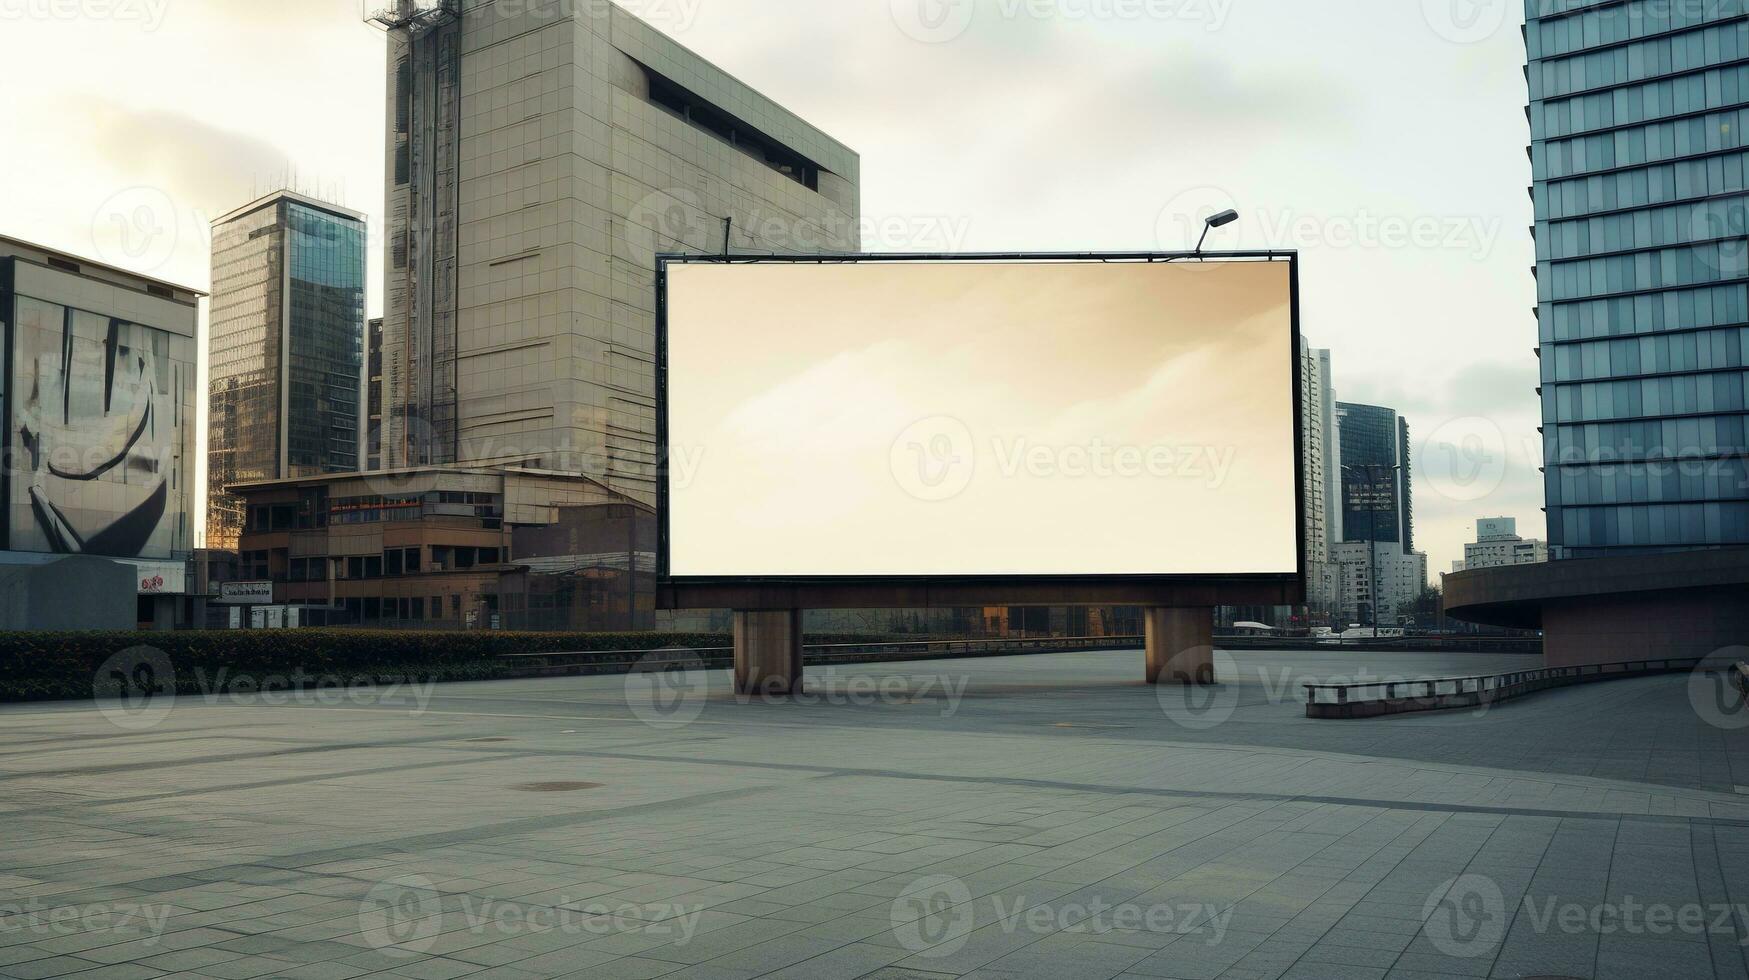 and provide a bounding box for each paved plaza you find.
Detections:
[3,648,1748,980]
